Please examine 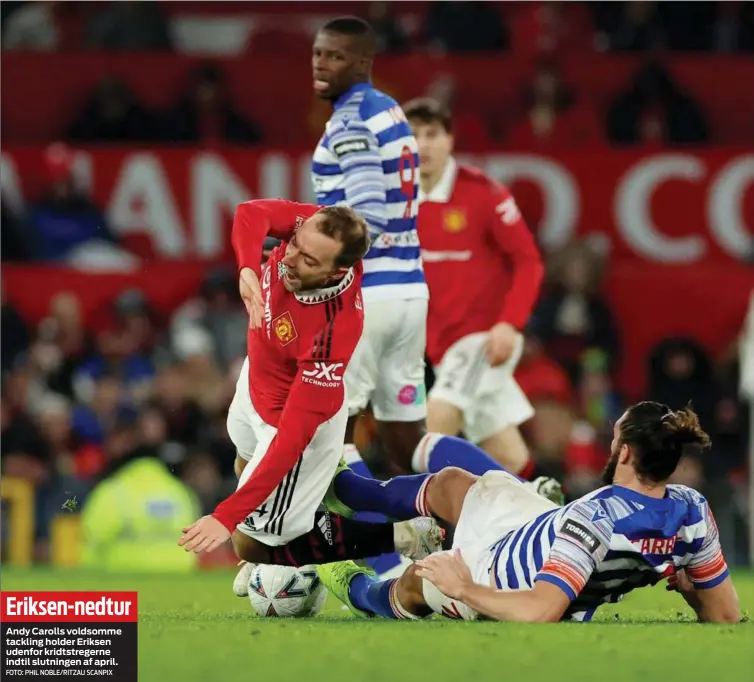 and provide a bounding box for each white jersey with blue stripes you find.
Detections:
[312,82,427,302]
[488,484,729,622]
